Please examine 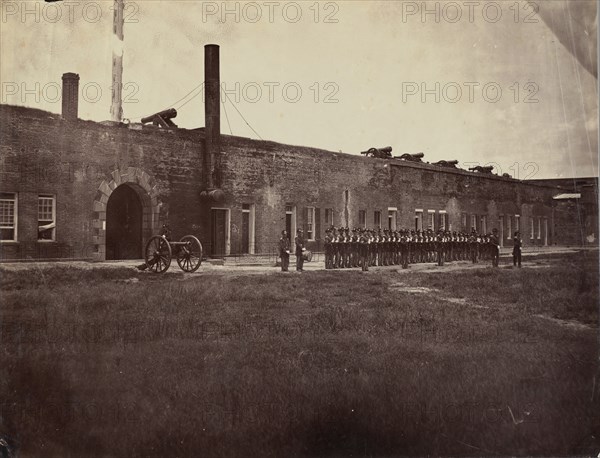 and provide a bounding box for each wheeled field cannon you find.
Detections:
[397,152,424,162]
[432,160,459,168]
[143,224,203,273]
[360,146,393,158]
[468,165,494,174]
